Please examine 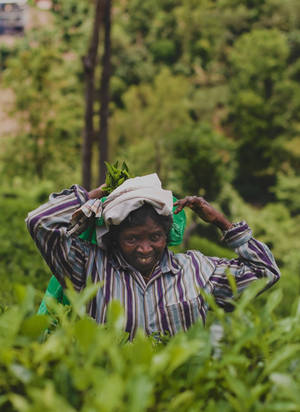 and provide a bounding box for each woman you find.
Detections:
[26,174,280,340]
